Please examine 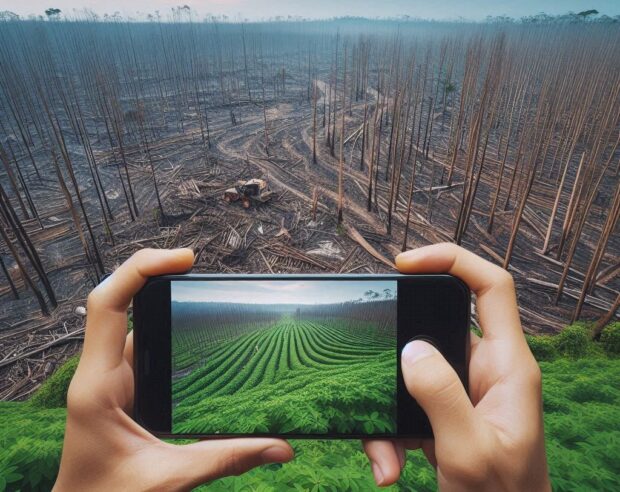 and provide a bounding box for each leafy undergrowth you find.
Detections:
[0,403,65,491]
[0,323,619,491]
